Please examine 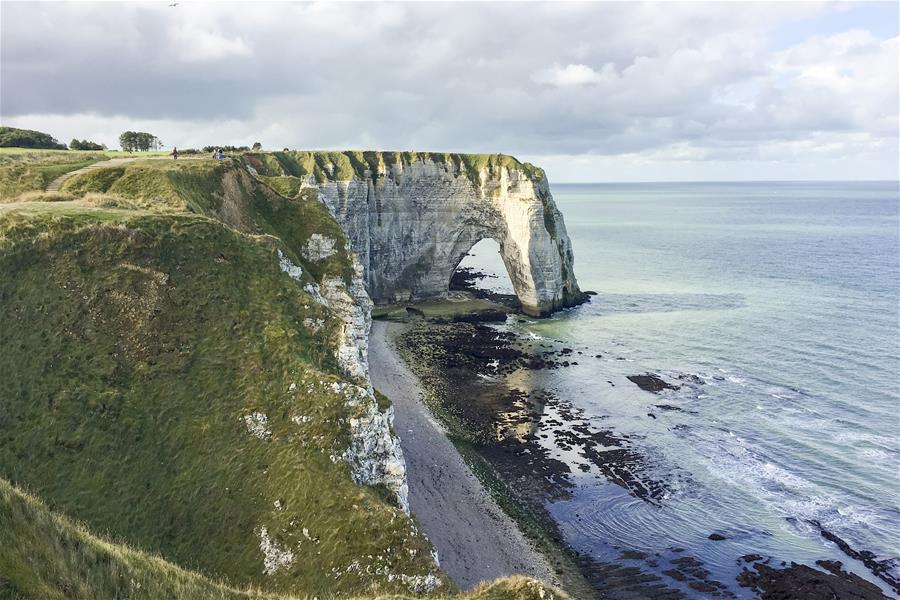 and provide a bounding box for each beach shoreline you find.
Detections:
[368,319,558,590]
